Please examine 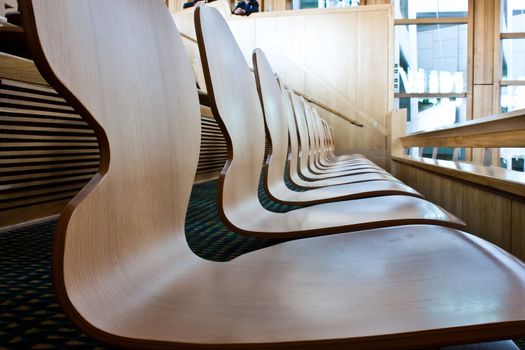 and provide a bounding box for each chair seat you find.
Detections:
[225,194,464,237]
[267,178,423,205]
[443,340,520,350]
[74,225,525,348]
[290,170,401,188]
